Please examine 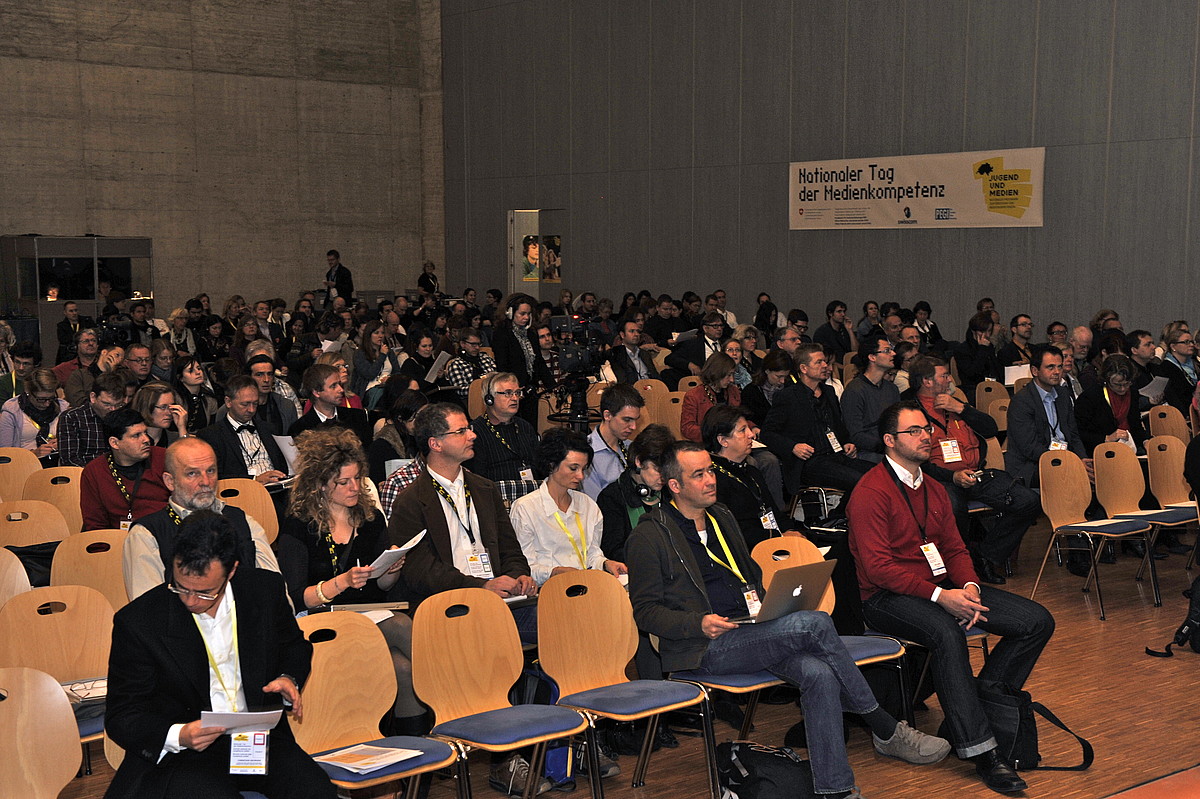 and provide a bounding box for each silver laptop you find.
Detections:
[732,559,837,624]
